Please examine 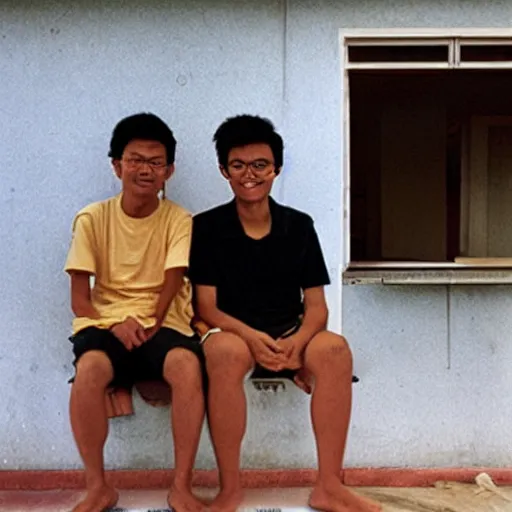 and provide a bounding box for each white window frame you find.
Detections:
[345,37,455,70]
[458,38,512,69]
[340,28,512,283]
